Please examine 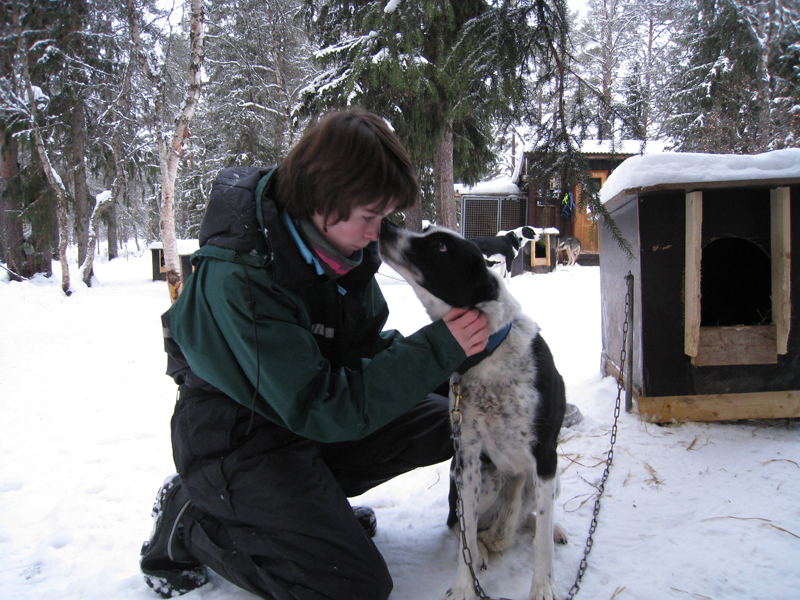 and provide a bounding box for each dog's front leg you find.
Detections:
[479,474,525,553]
[529,475,558,600]
[446,448,483,600]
